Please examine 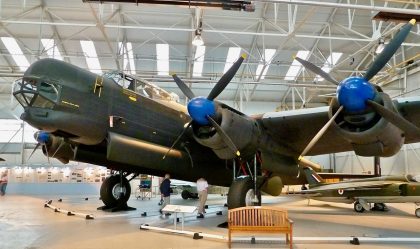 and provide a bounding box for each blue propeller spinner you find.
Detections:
[337,77,375,112]
[187,97,216,125]
[36,131,50,144]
